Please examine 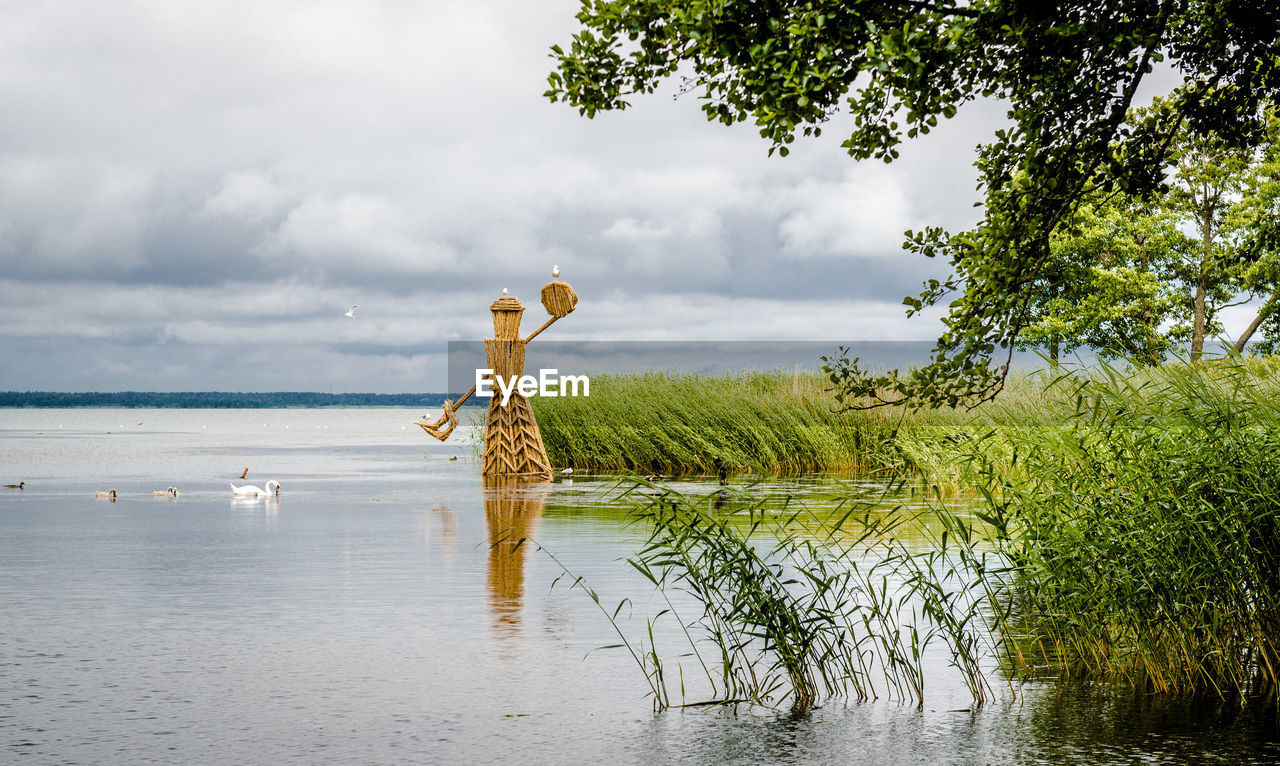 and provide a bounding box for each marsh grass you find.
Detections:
[969,358,1280,698]
[576,477,1001,711]
[527,358,1280,709]
[531,370,971,475]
